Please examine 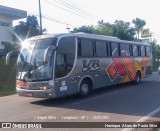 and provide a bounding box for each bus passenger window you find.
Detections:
[137,45,141,56]
[95,41,107,57]
[111,42,119,57]
[80,39,93,57]
[141,46,145,56]
[129,45,133,56]
[78,39,81,56]
[146,46,151,56]
[132,45,138,56]
[120,44,130,57]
